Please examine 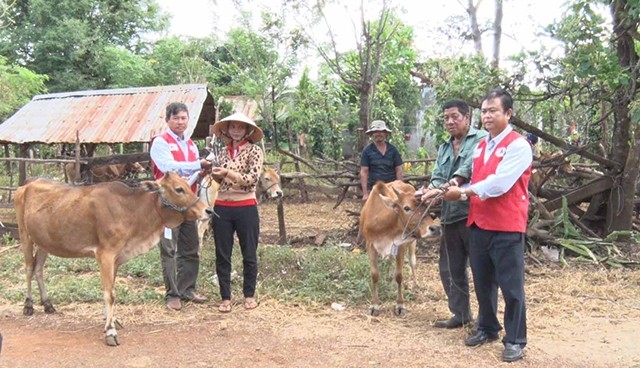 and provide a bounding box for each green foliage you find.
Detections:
[374,20,420,136]
[538,197,638,268]
[146,36,218,86]
[212,20,299,104]
[0,56,47,121]
[0,0,168,92]
[288,69,347,158]
[418,55,507,145]
[95,46,155,88]
[1,233,16,246]
[548,2,621,89]
[509,1,630,147]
